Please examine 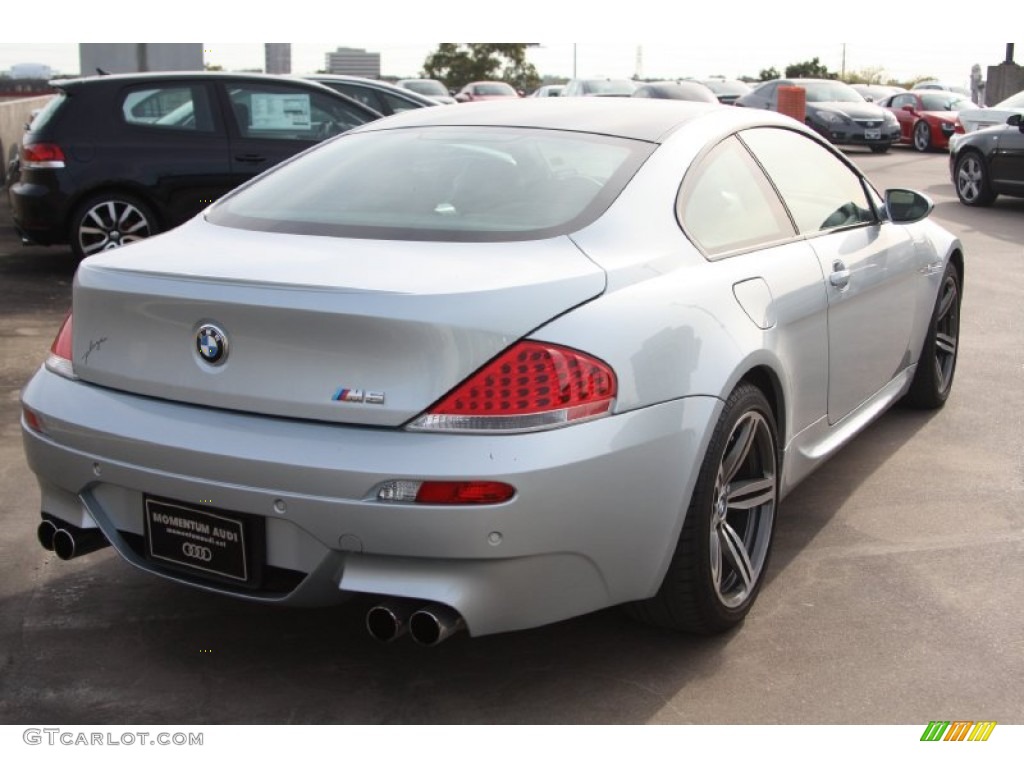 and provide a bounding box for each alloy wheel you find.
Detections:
[709,410,777,608]
[77,199,153,256]
[933,272,960,395]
